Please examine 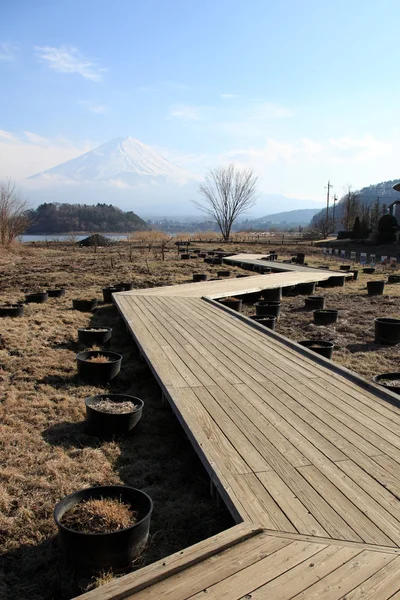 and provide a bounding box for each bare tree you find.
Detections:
[308,214,333,239]
[341,185,360,231]
[0,180,30,246]
[193,164,258,240]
